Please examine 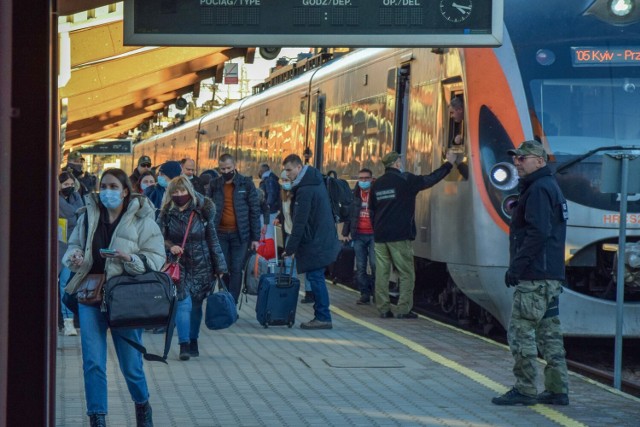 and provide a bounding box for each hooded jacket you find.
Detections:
[285,166,340,273]
[509,165,567,281]
[259,171,281,214]
[158,194,228,300]
[62,194,166,294]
